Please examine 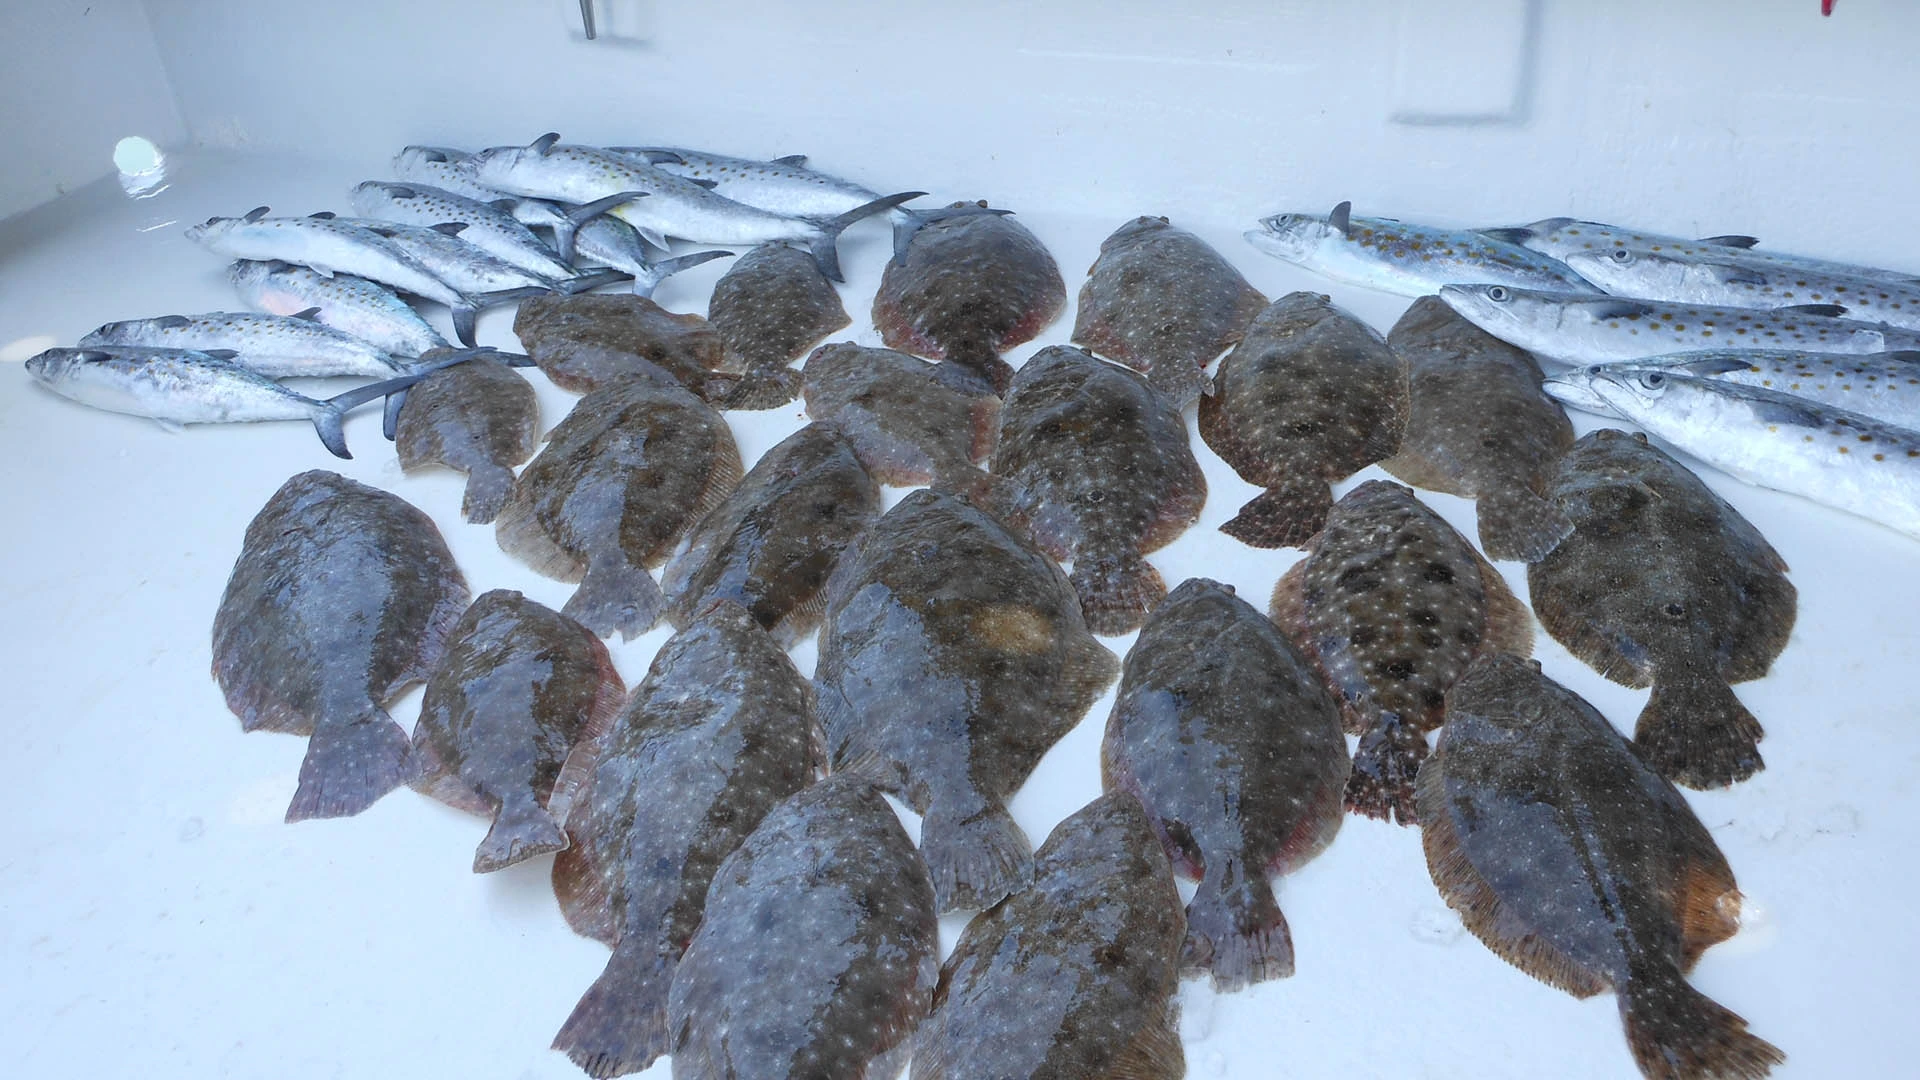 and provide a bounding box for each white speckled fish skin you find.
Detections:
[1246,204,1601,298]
[351,180,575,282]
[328,216,554,295]
[392,146,516,203]
[1618,350,1920,430]
[1563,247,1920,331]
[81,311,408,379]
[608,146,887,221]
[28,346,353,426]
[1499,216,1920,289]
[1545,365,1920,539]
[229,259,449,357]
[187,213,470,311]
[1439,284,1920,365]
